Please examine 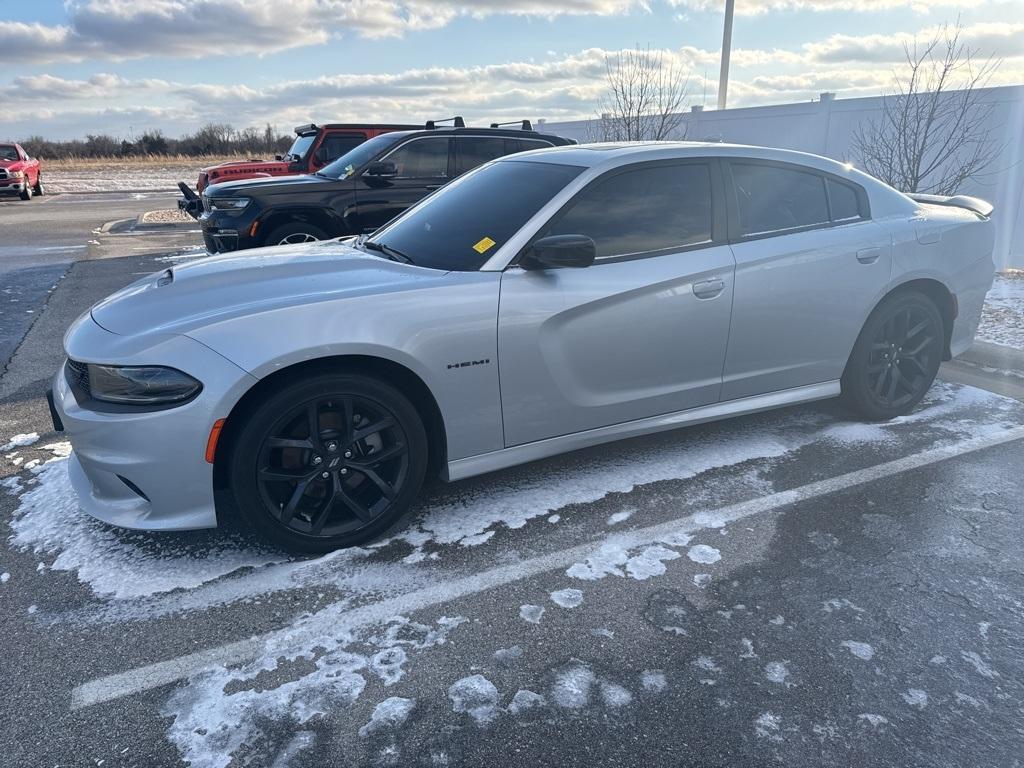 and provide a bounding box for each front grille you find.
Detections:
[201,194,211,214]
[0,169,8,180]
[66,359,91,396]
